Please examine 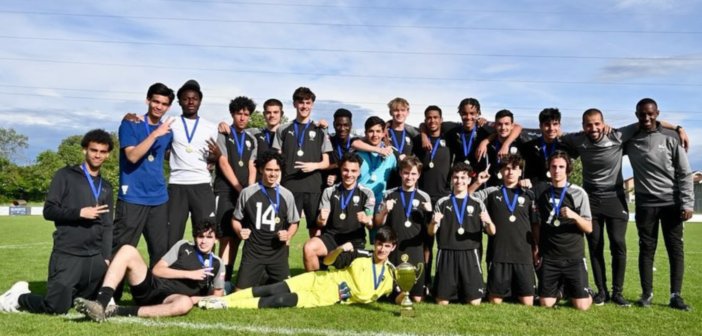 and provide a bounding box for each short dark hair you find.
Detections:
[193,217,218,237]
[636,98,658,111]
[292,87,316,102]
[364,116,386,131]
[375,225,398,244]
[255,150,284,170]
[458,98,481,114]
[450,161,473,177]
[81,129,114,152]
[263,98,283,111]
[582,108,603,122]
[495,109,514,122]
[539,108,561,125]
[229,96,256,114]
[334,108,353,120]
[548,150,573,175]
[146,82,175,105]
[339,152,362,168]
[498,153,524,171]
[424,105,442,117]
